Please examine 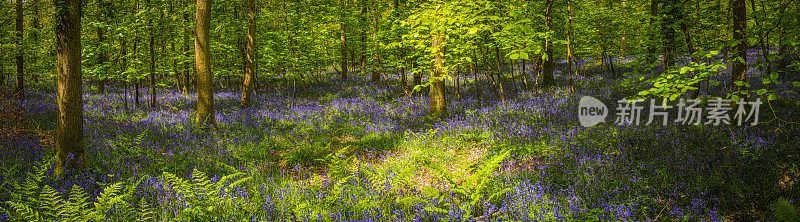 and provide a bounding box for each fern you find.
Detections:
[38,185,64,220]
[163,168,251,221]
[136,198,154,222]
[425,148,511,218]
[772,198,800,222]
[65,184,90,221]
[4,201,43,221]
